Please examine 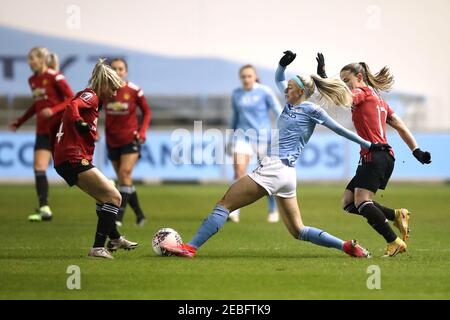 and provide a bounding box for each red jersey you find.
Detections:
[16,69,74,135]
[53,88,99,167]
[103,81,151,148]
[351,86,395,157]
